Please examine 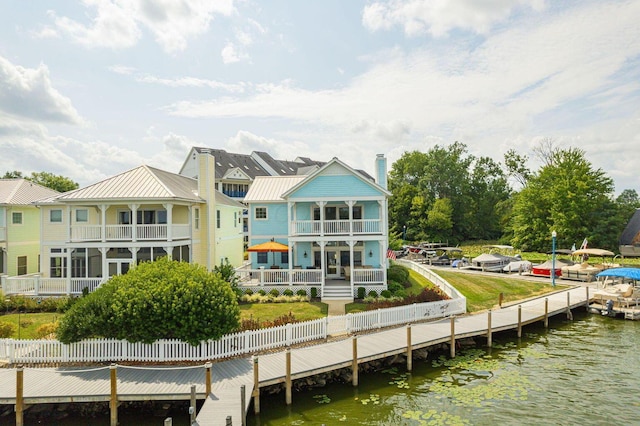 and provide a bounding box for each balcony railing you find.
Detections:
[2,275,104,296]
[222,190,248,198]
[235,267,385,286]
[70,224,191,242]
[291,219,381,236]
